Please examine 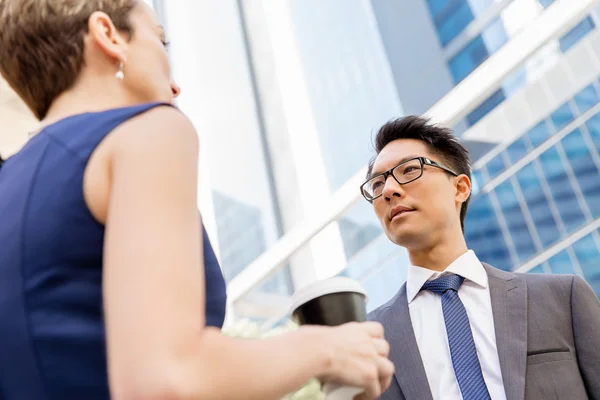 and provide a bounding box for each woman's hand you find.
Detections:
[312,321,394,399]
